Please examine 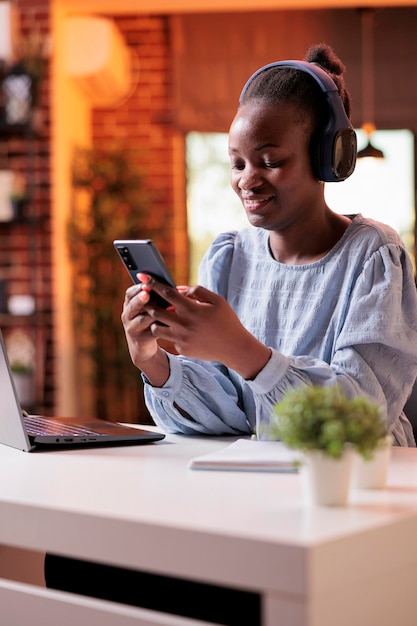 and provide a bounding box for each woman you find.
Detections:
[45,43,417,622]
[122,42,417,446]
